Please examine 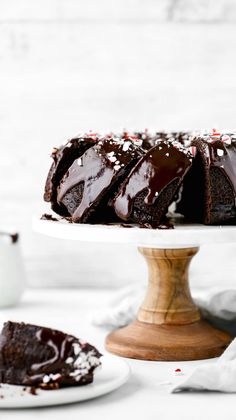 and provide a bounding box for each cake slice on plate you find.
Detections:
[0,321,102,389]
